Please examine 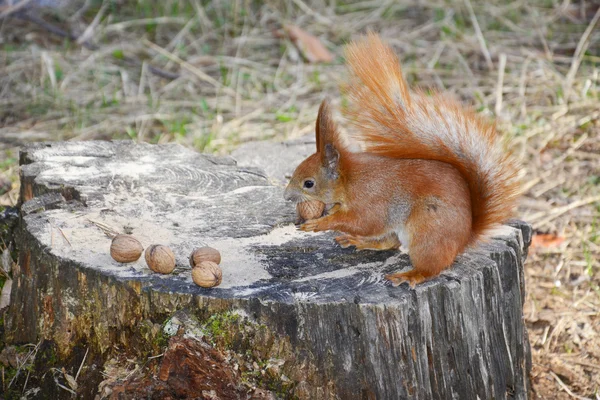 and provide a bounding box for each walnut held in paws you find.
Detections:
[189,247,221,267]
[192,261,222,288]
[145,244,176,274]
[297,200,325,220]
[110,234,143,263]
